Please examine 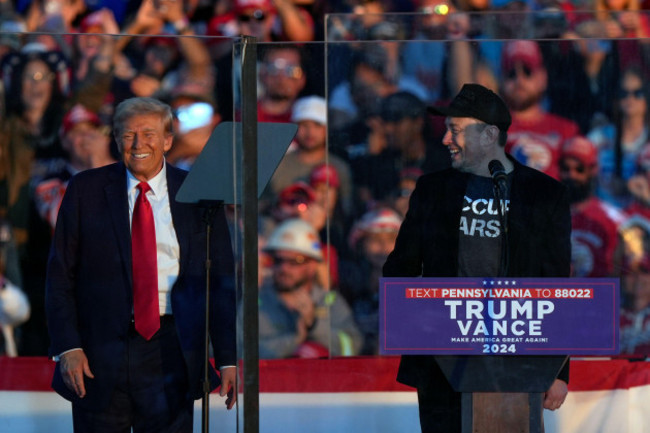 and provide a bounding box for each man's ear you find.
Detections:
[483,124,499,145]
